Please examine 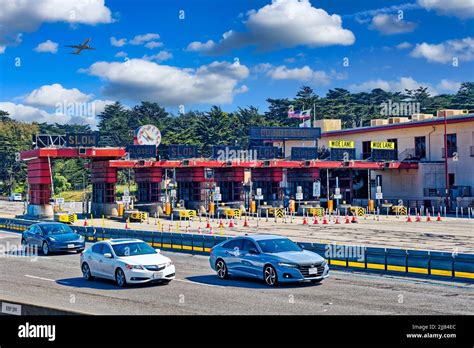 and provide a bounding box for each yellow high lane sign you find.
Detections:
[371,141,395,150]
[329,140,355,149]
